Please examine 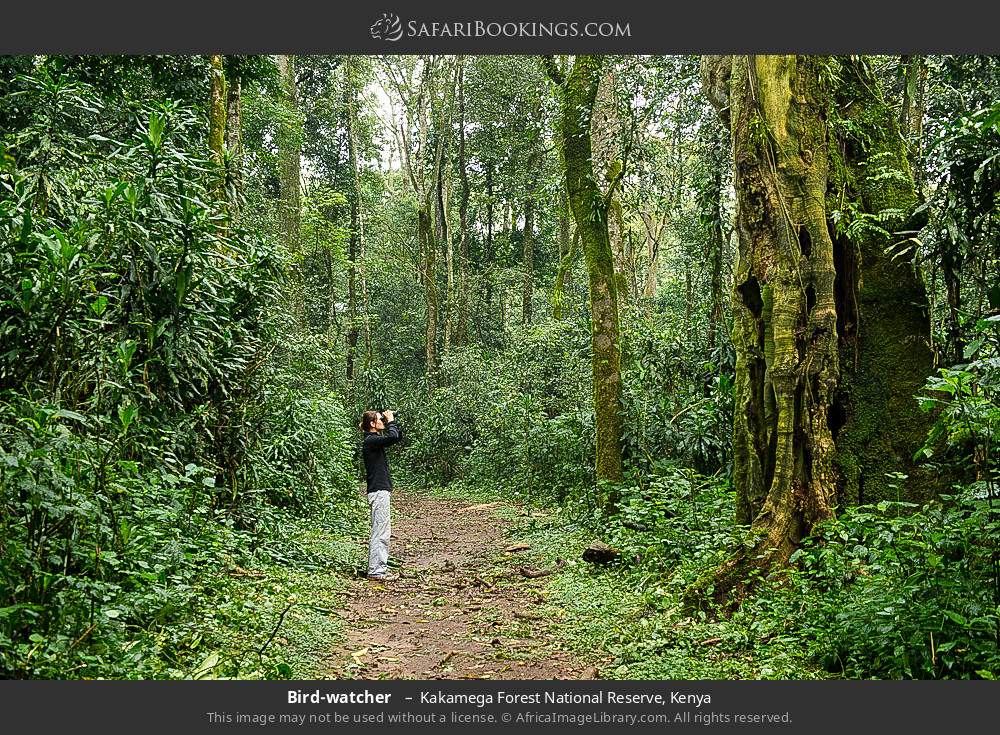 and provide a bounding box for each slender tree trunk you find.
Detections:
[343,57,369,377]
[942,245,963,366]
[325,245,337,346]
[276,55,303,322]
[456,59,470,348]
[522,188,535,325]
[443,176,455,354]
[422,56,458,383]
[546,54,624,504]
[553,190,577,319]
[485,160,494,308]
[684,263,693,329]
[208,55,227,201]
[441,61,461,355]
[641,209,664,300]
[522,120,541,325]
[899,55,928,193]
[593,69,628,291]
[707,166,725,351]
[224,71,242,222]
[420,202,438,382]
